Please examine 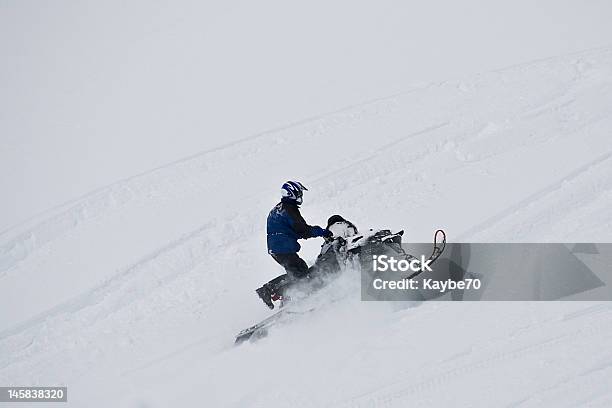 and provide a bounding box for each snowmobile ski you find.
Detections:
[235,308,315,344]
